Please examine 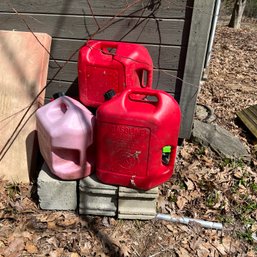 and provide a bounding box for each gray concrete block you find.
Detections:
[118,187,158,220]
[37,163,77,210]
[79,174,118,216]
[192,120,250,160]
